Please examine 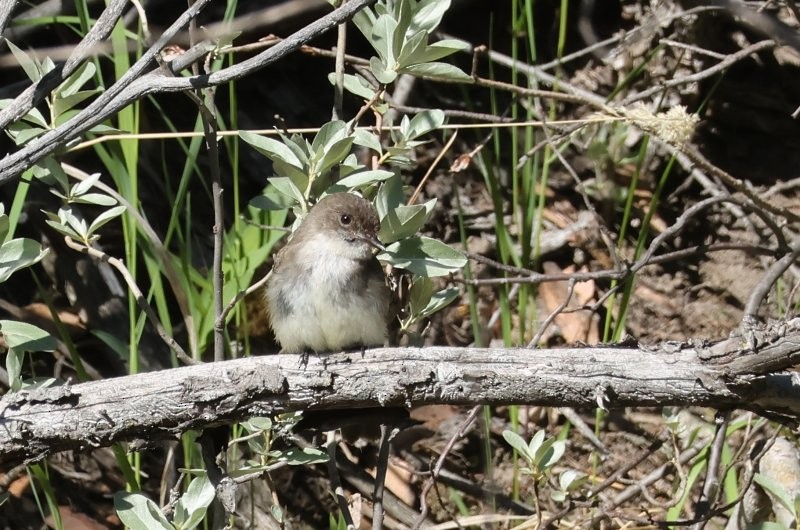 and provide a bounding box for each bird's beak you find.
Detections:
[362,234,385,252]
